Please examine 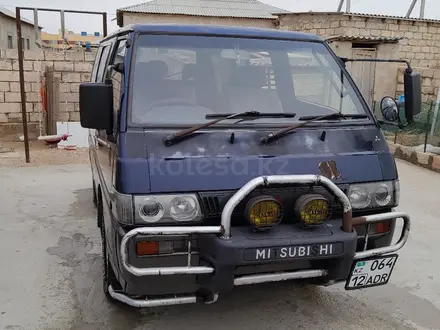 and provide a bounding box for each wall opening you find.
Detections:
[352,42,378,49]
